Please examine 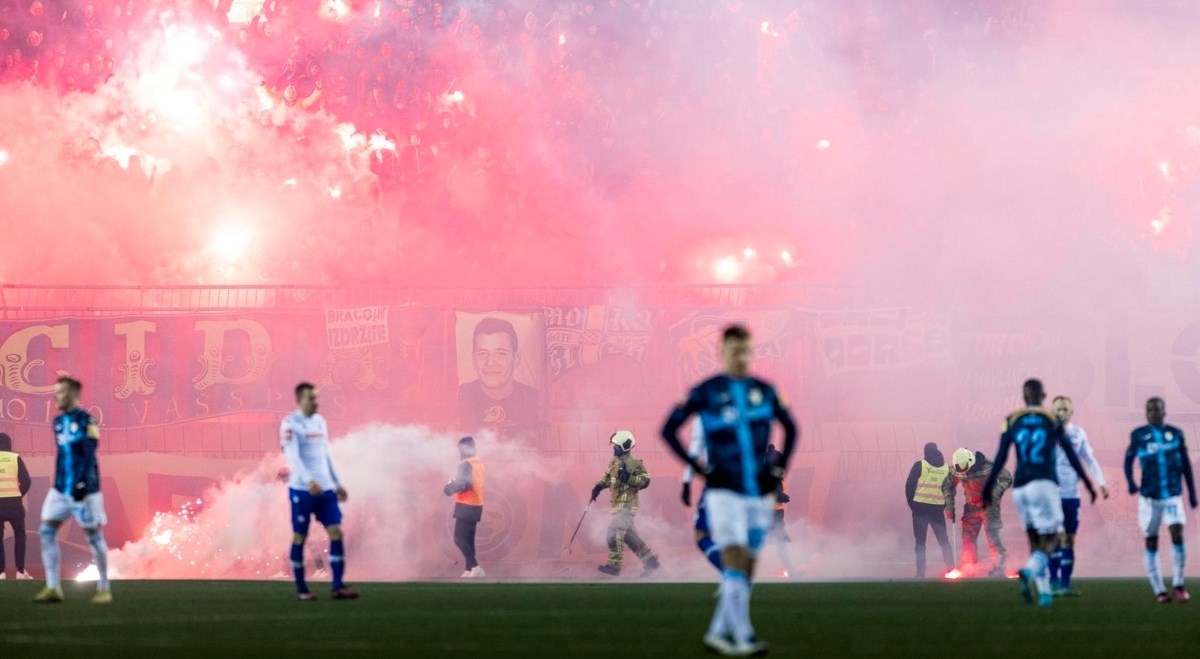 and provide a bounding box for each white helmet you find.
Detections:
[952,448,975,474]
[611,430,636,453]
